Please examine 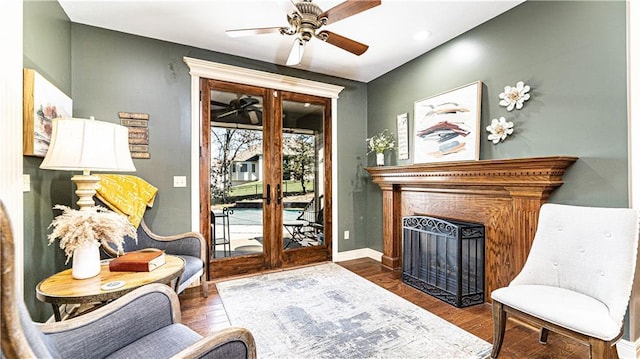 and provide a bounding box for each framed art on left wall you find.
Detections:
[23,68,73,157]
